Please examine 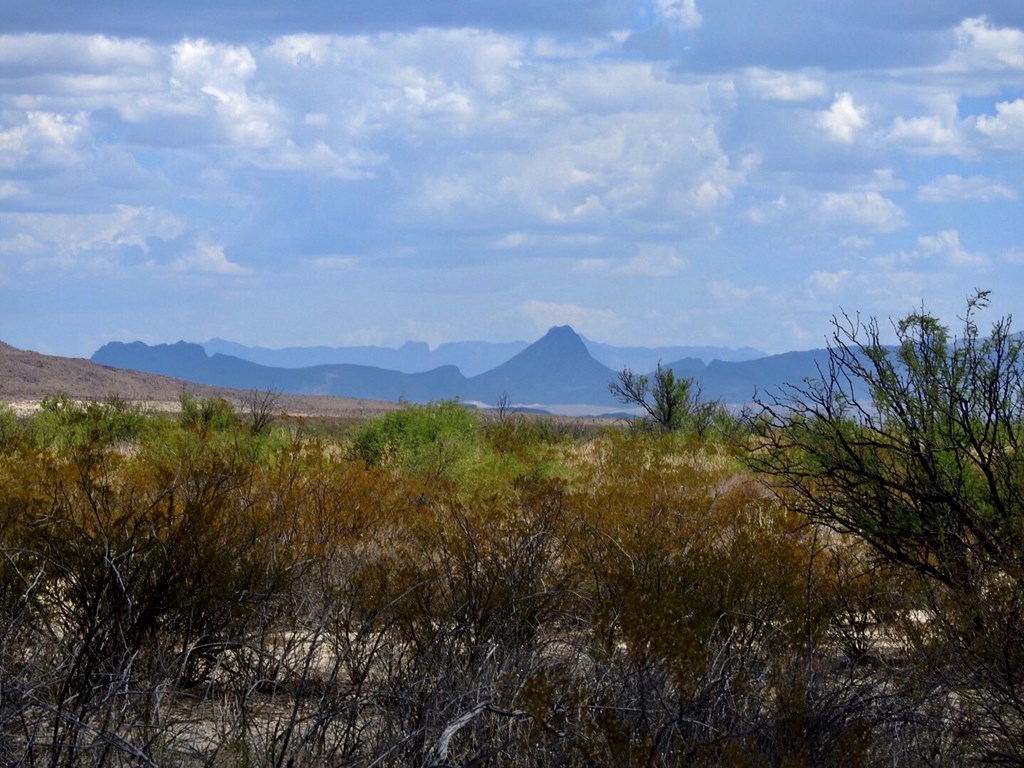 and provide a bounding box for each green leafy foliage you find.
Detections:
[27,393,147,450]
[178,391,241,436]
[0,404,20,448]
[752,291,1024,762]
[350,399,481,479]
[609,361,741,440]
